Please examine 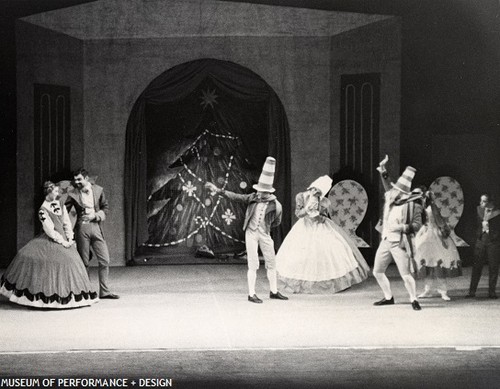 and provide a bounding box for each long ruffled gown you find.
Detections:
[0,199,98,308]
[277,191,370,293]
[415,205,462,278]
